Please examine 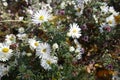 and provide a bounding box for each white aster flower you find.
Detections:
[60,2,66,9]
[18,27,25,33]
[32,9,52,24]
[0,63,9,78]
[108,7,119,15]
[17,33,28,41]
[69,46,75,52]
[26,53,32,57]
[5,34,16,45]
[19,17,24,21]
[3,2,8,6]
[36,43,51,58]
[0,43,13,61]
[75,47,81,53]
[100,3,119,15]
[106,15,116,27]
[52,43,59,50]
[28,38,39,50]
[100,3,109,13]
[27,8,33,15]
[67,23,81,38]
[74,1,84,16]
[41,56,58,70]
